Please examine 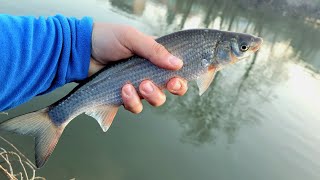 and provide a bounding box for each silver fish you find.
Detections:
[0,29,262,168]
